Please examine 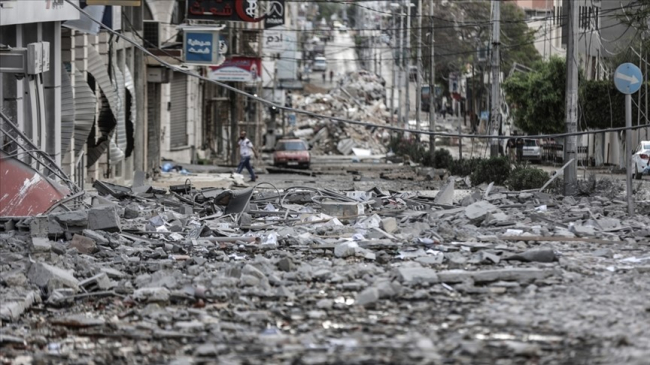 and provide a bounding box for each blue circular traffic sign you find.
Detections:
[614,63,643,95]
